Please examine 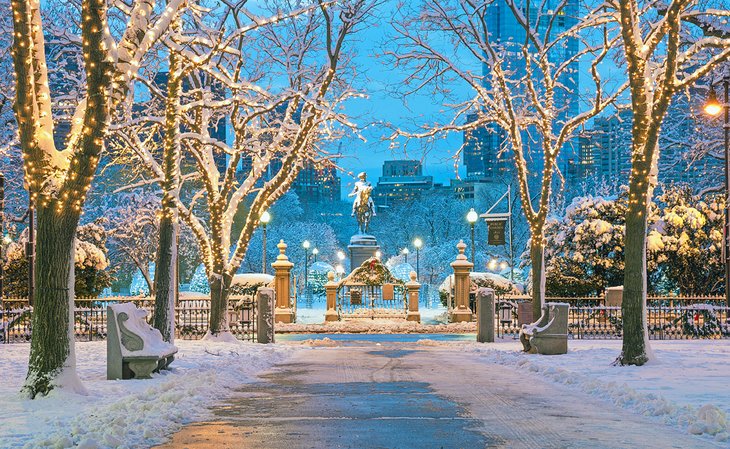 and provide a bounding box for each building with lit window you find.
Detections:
[372,160,434,208]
